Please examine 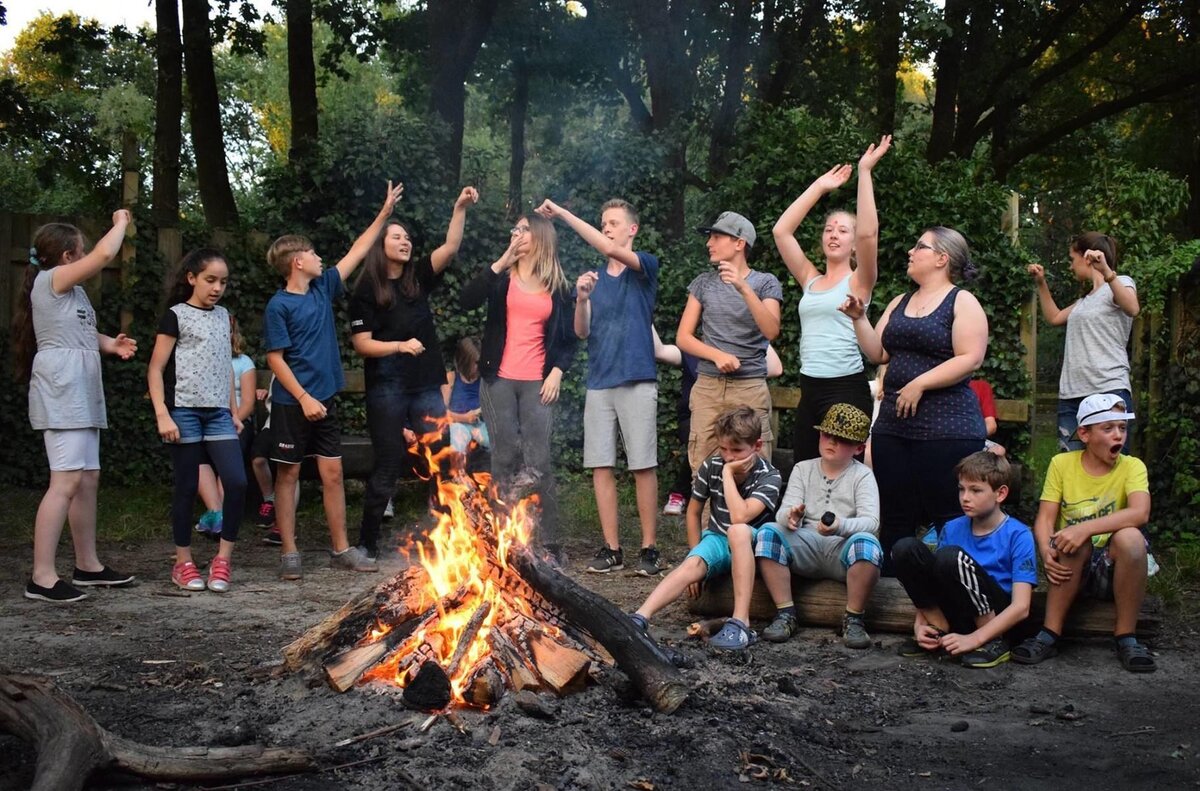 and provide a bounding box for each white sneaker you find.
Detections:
[383,499,395,520]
